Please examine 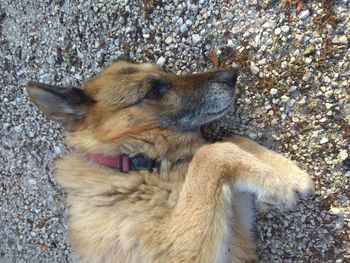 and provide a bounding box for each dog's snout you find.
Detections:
[214,70,239,87]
